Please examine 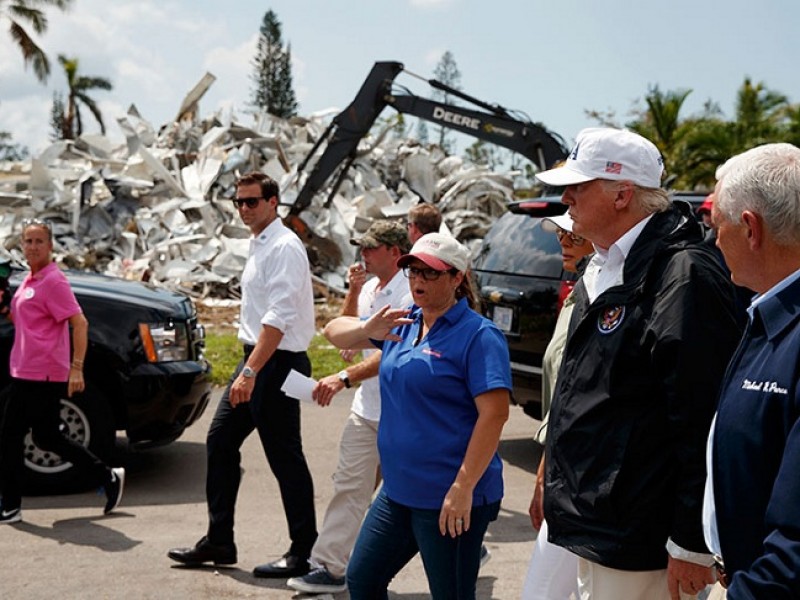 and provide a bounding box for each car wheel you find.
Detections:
[22,384,115,494]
